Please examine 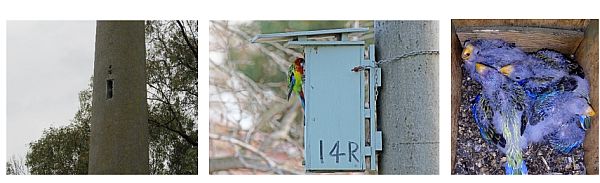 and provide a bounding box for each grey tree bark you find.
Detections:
[89,21,148,174]
[375,21,439,174]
